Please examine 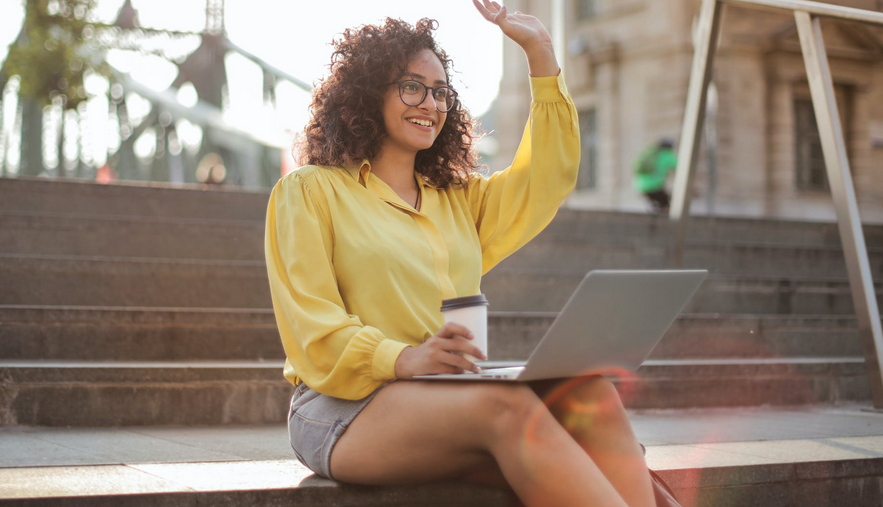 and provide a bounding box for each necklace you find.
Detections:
[414,191,421,210]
